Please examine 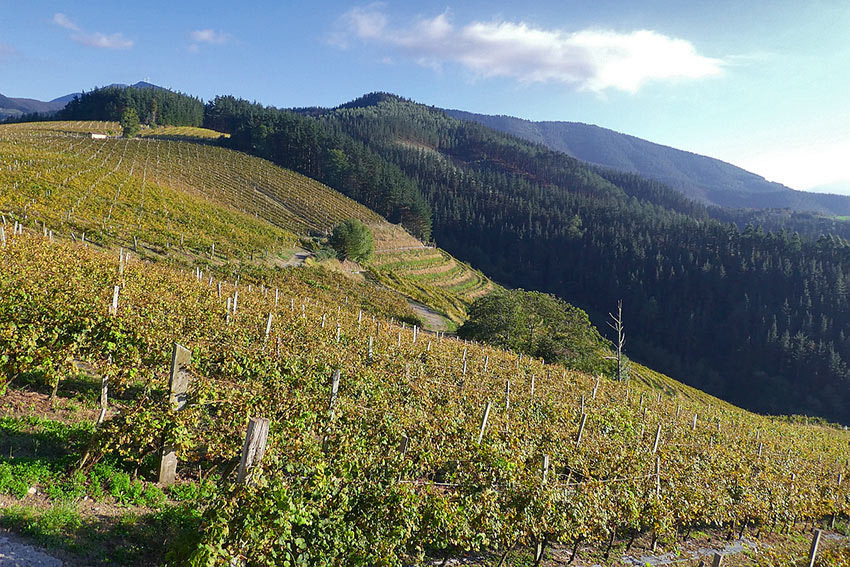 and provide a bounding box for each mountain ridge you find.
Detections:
[0,81,166,120]
[443,108,850,216]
